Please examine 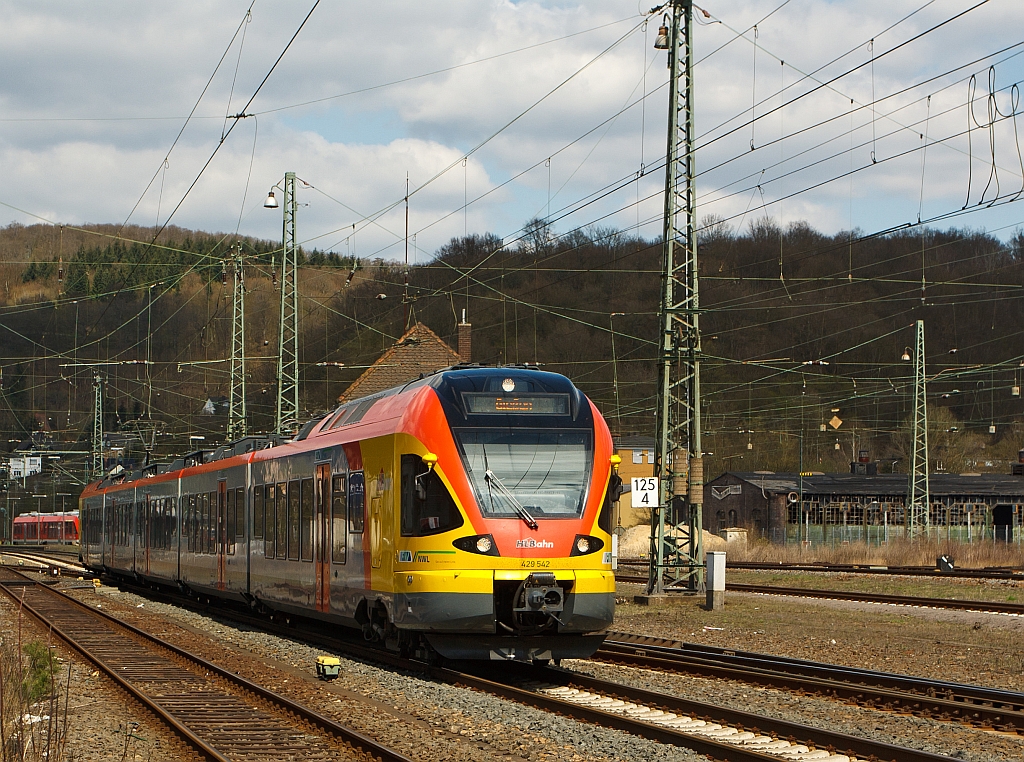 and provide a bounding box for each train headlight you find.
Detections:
[569,534,604,557]
[453,534,500,556]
